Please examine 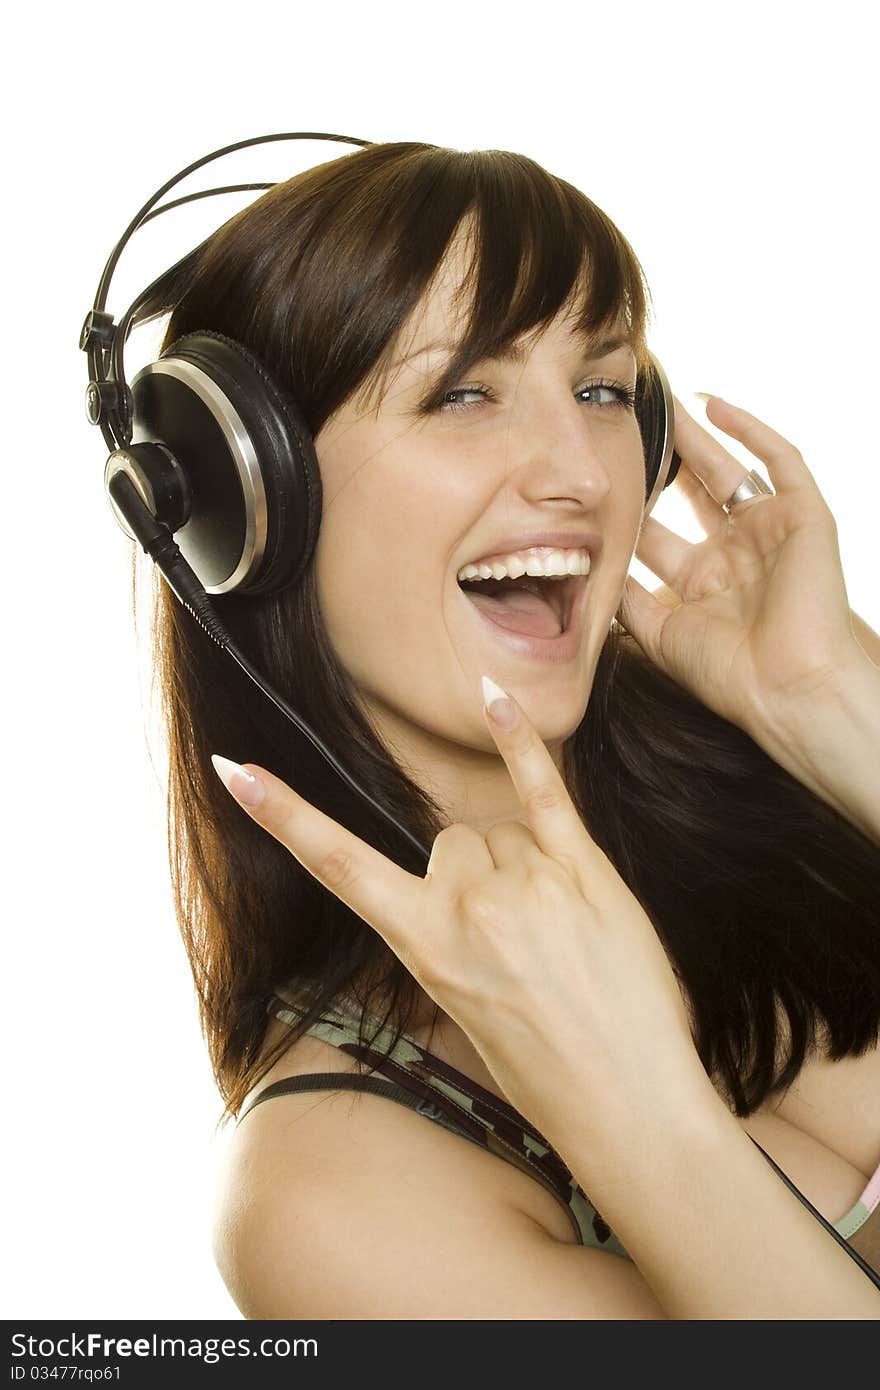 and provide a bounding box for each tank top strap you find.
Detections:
[267,986,631,1259]
[832,1158,880,1278]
